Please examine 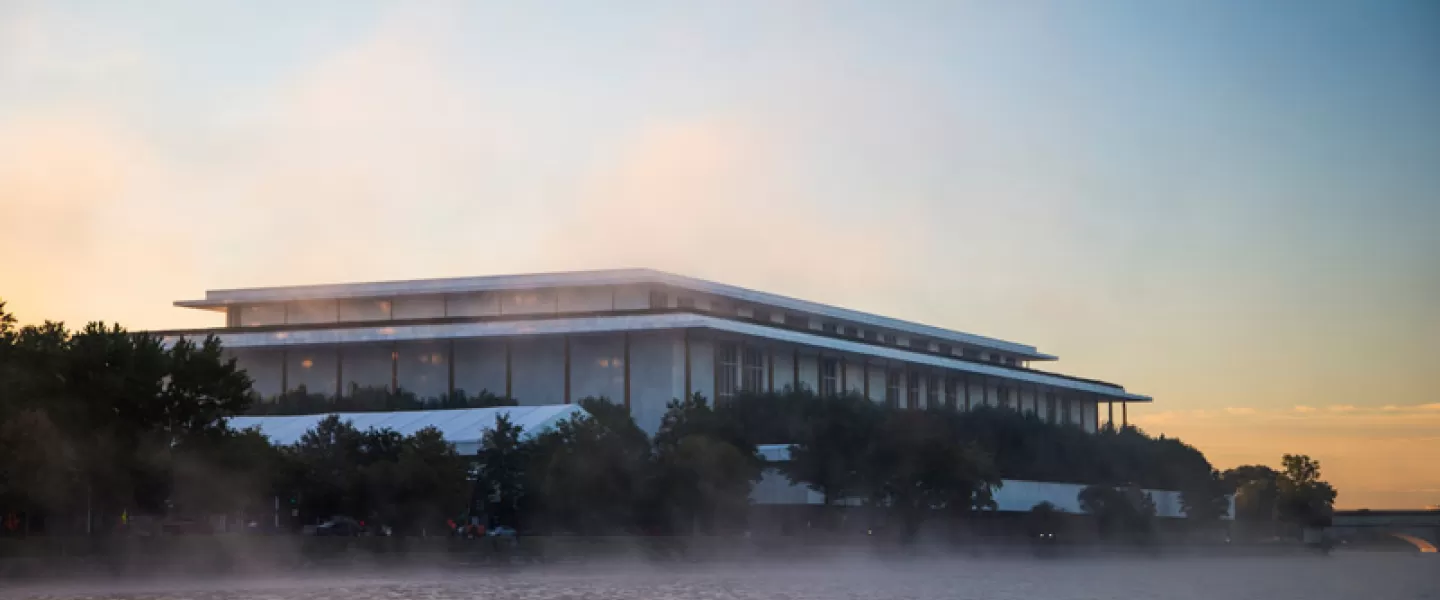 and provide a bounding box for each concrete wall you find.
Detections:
[628,331,685,434]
